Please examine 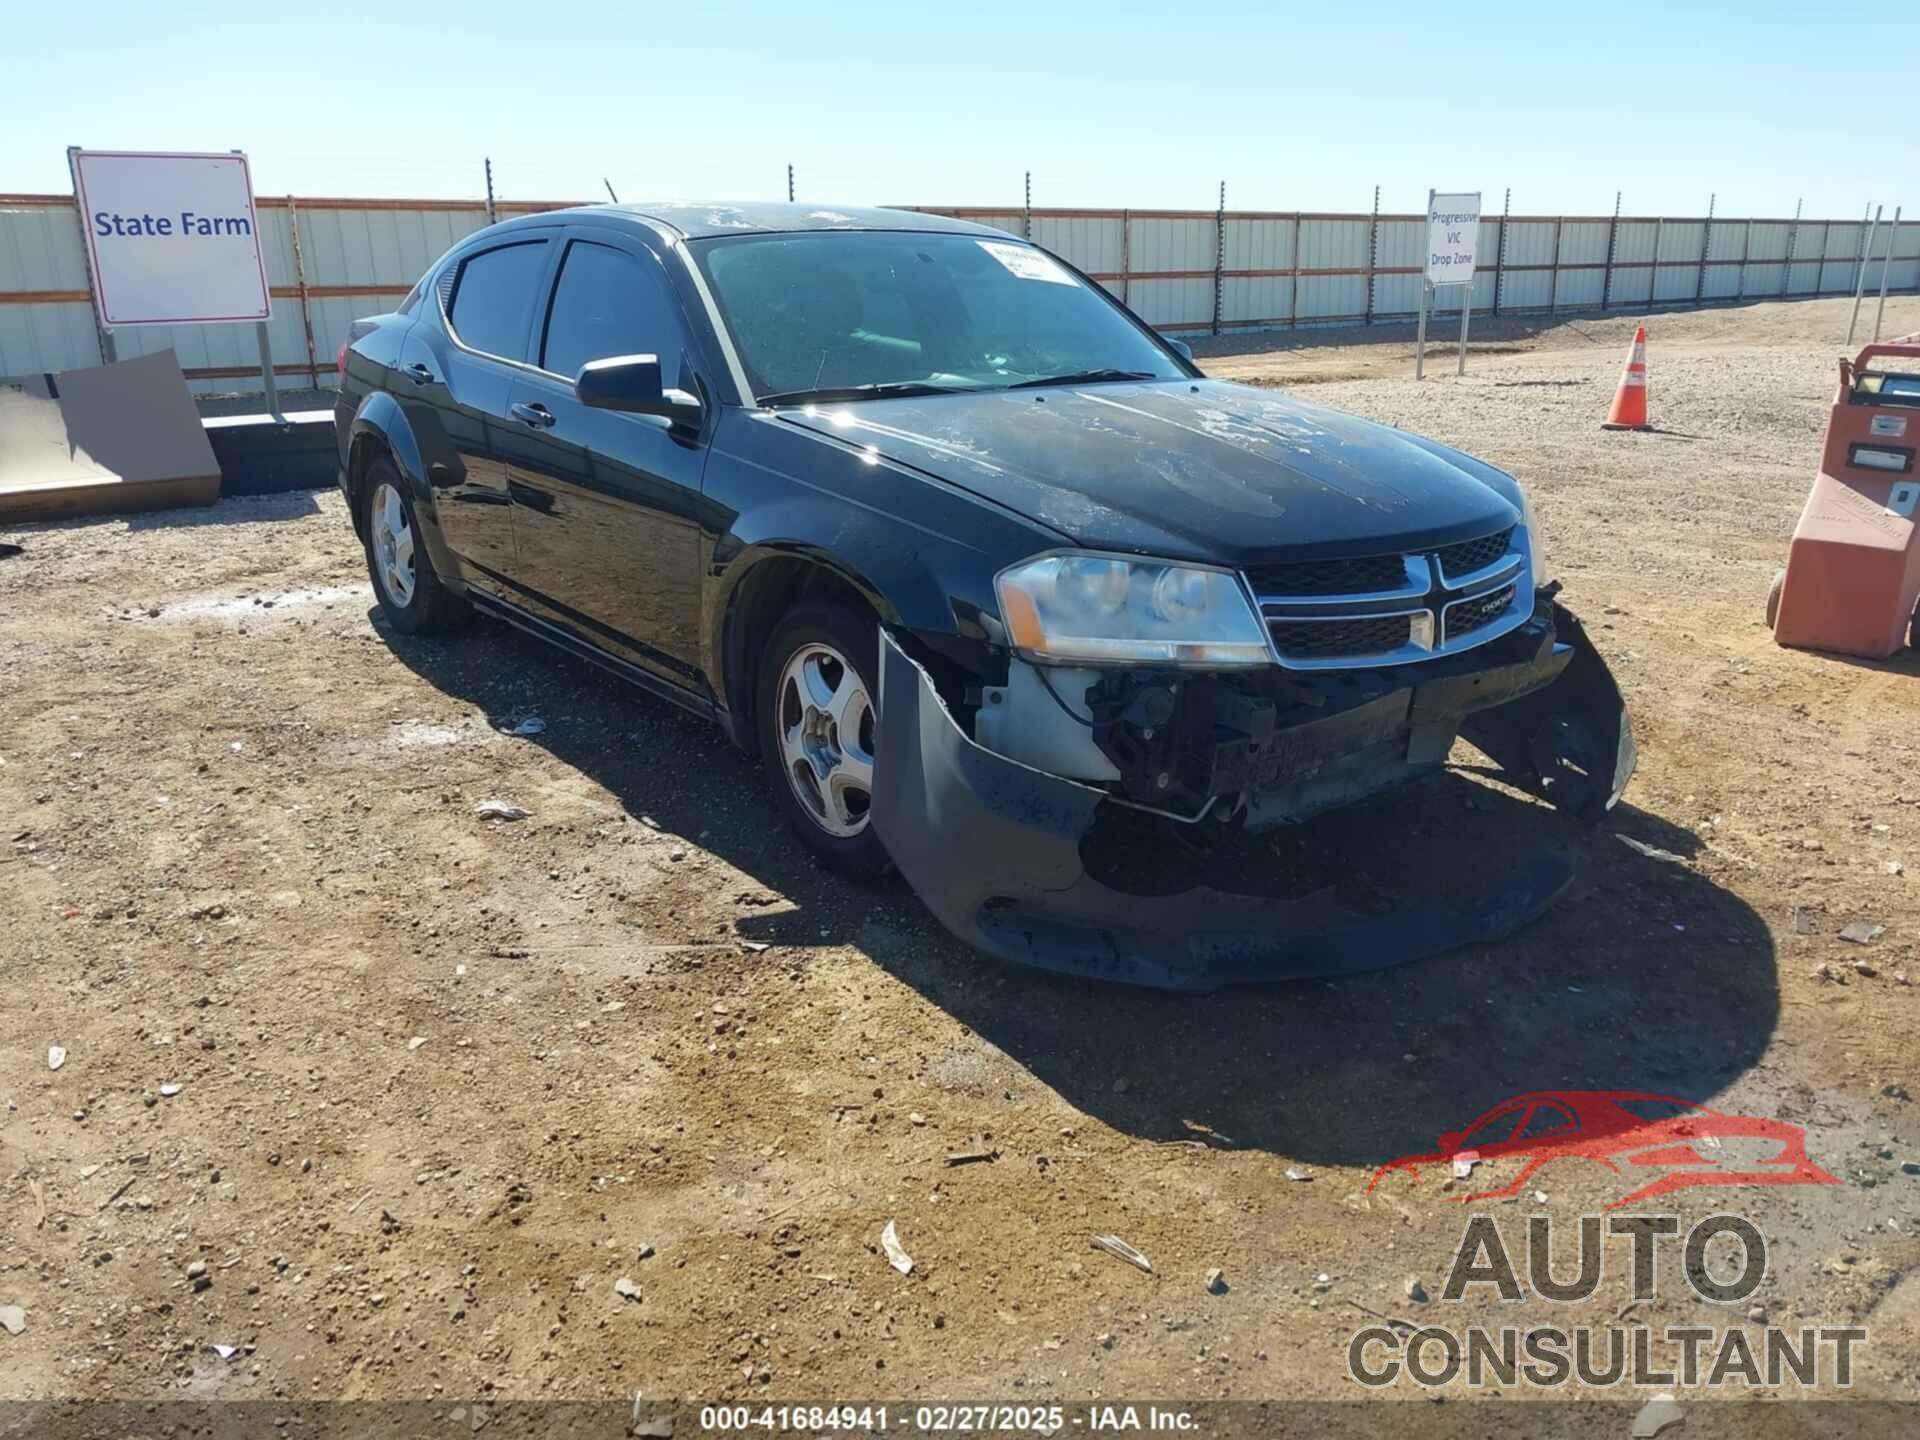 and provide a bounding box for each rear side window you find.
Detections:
[541,240,685,381]
[448,241,549,360]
